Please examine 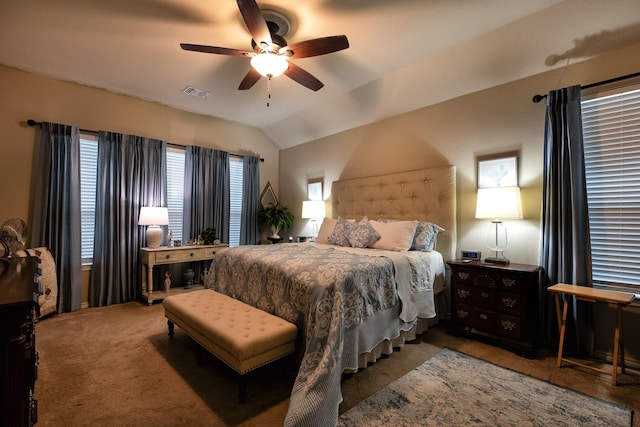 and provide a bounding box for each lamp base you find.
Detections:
[146,225,163,248]
[484,256,510,265]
